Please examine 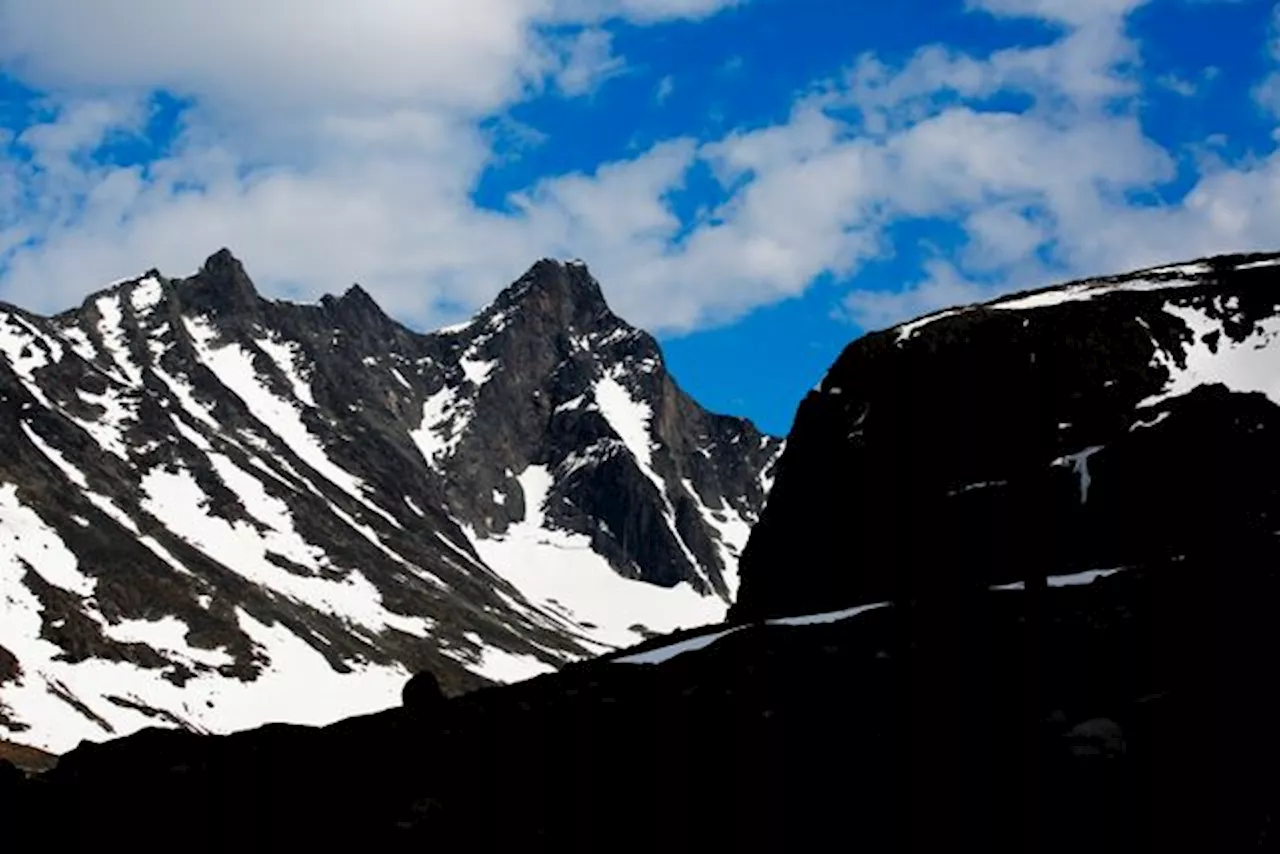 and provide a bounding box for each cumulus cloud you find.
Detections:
[841,259,1005,330]
[1,0,1279,338]
[822,0,1280,329]
[0,0,740,320]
